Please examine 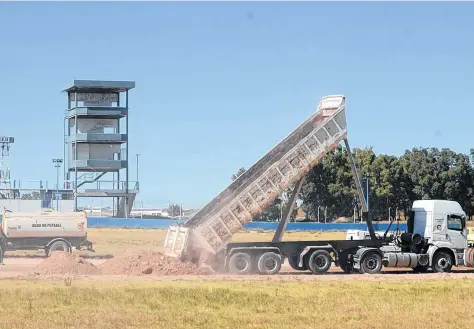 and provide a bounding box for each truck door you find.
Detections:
[413,210,431,237]
[446,214,467,249]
